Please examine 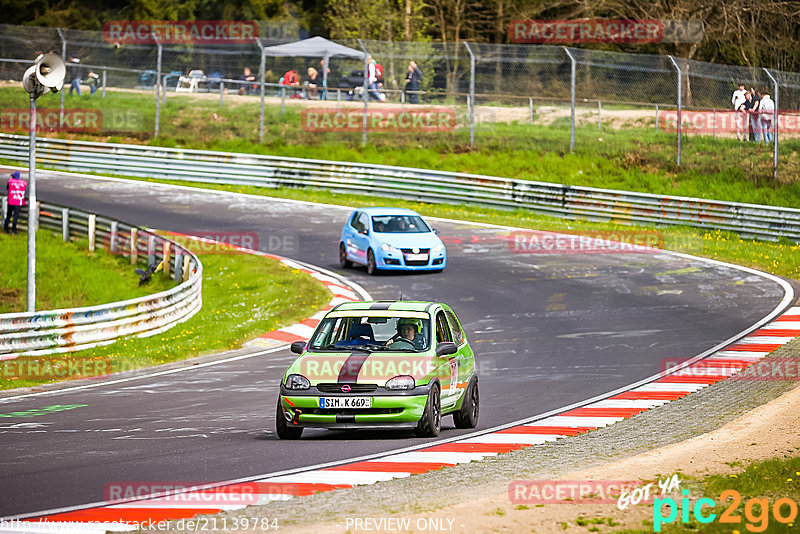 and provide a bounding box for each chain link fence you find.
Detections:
[2,23,800,180]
